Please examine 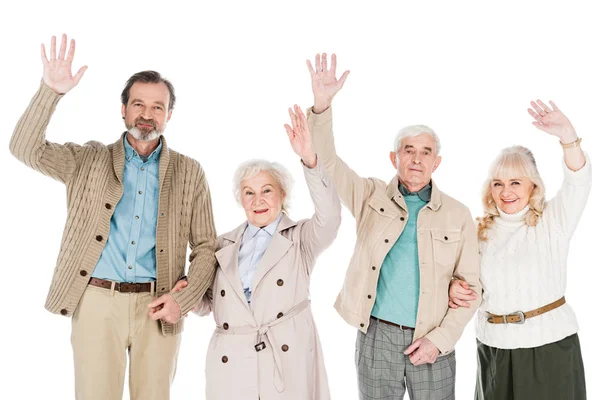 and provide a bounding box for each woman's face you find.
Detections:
[241,171,284,228]
[490,177,535,215]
